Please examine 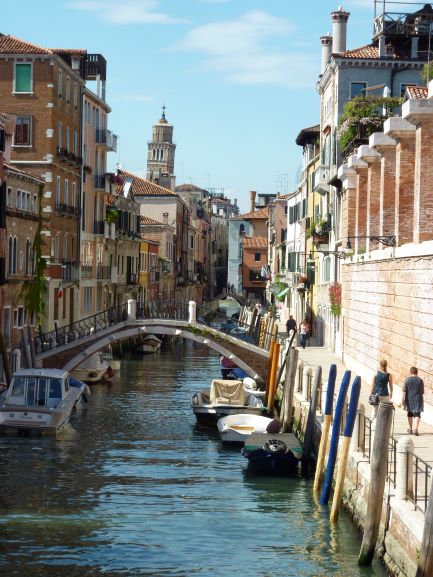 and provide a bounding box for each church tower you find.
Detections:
[146,106,176,190]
